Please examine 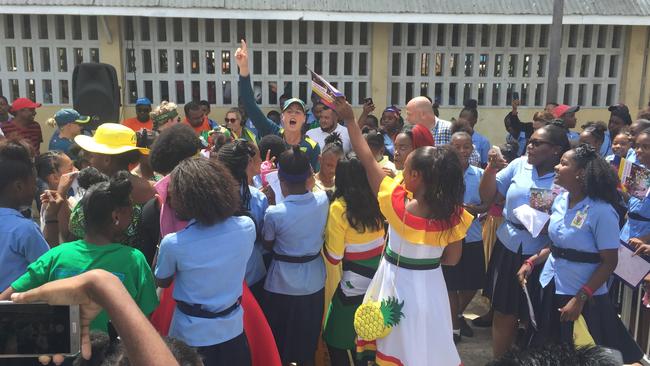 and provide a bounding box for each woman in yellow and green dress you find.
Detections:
[335,96,472,366]
[322,154,385,365]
